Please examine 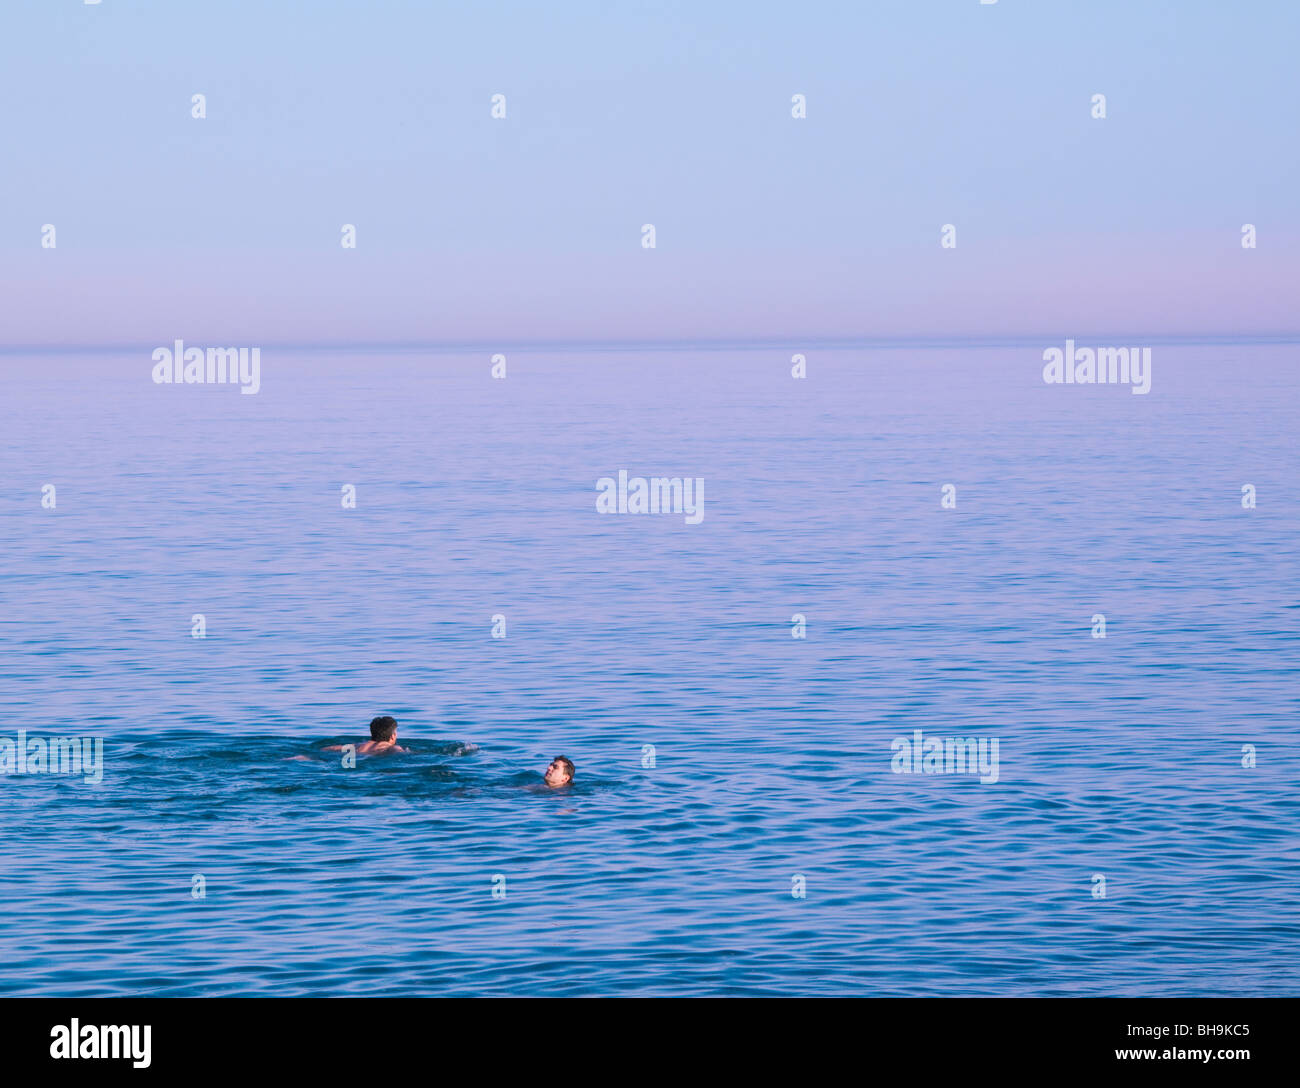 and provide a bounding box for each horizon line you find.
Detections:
[2,330,1298,356]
